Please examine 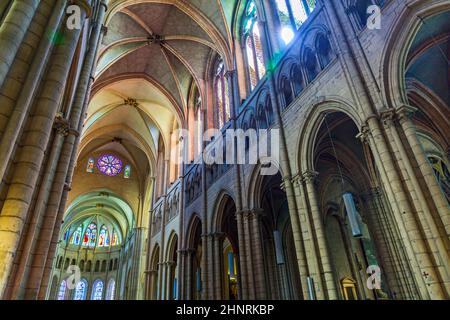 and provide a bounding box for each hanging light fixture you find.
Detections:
[342,192,363,237]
